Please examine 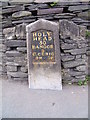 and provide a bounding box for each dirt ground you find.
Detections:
[1,79,88,118]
